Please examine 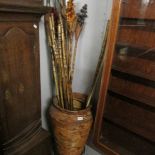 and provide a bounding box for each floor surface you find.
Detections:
[83,145,102,155]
